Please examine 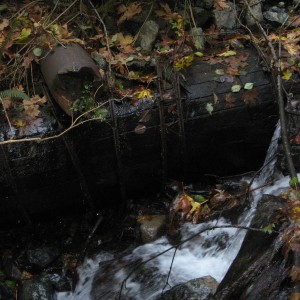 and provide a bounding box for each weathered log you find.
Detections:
[0,46,282,223]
